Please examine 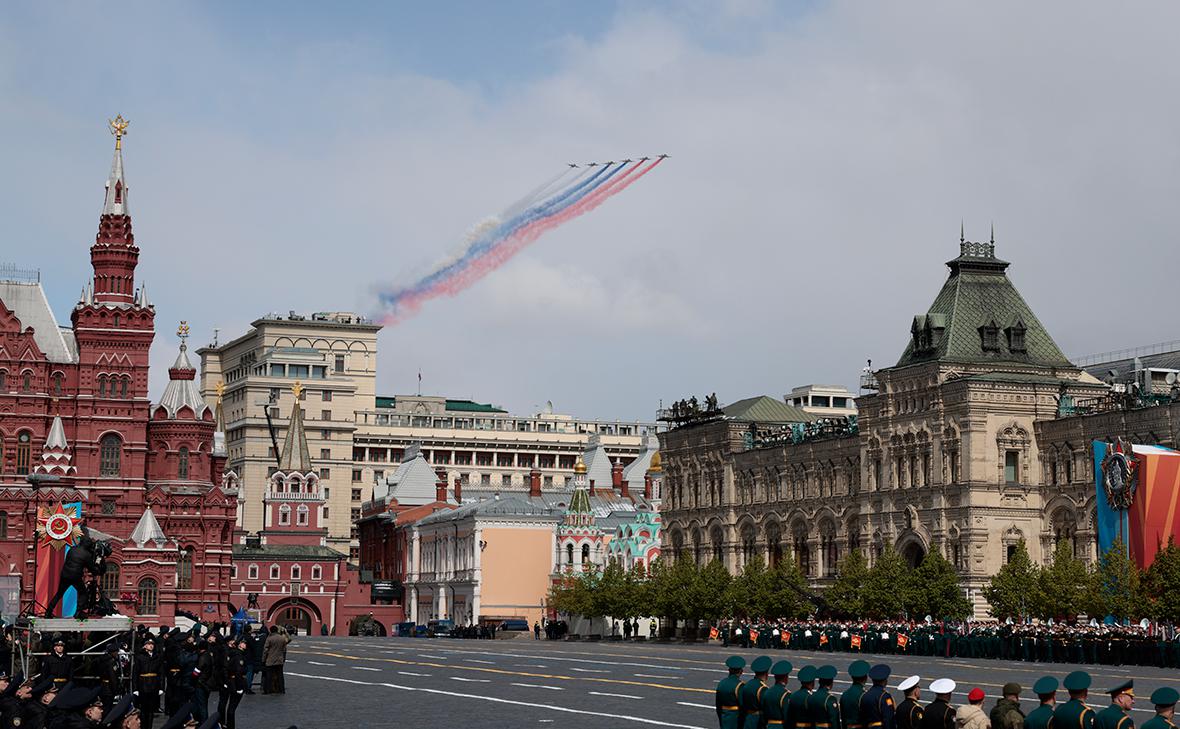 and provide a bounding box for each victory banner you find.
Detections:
[1094,440,1180,569]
